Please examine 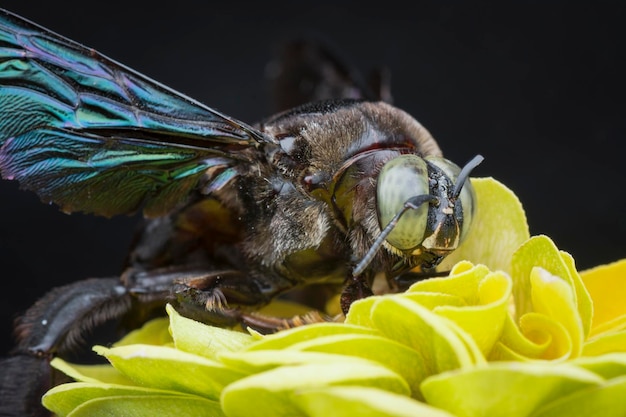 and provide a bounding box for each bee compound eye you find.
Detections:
[376,155,430,250]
